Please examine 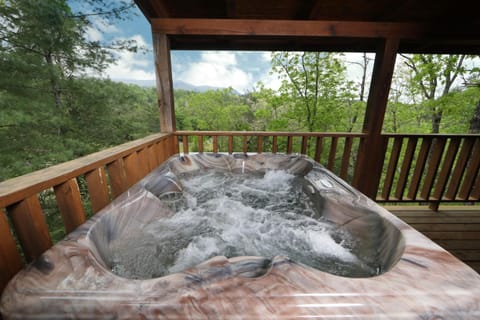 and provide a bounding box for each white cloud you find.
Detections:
[84,26,103,42]
[176,52,253,93]
[104,35,155,80]
[261,52,272,62]
[84,16,121,43]
[201,51,236,65]
[90,16,120,34]
[343,52,375,83]
[259,72,282,91]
